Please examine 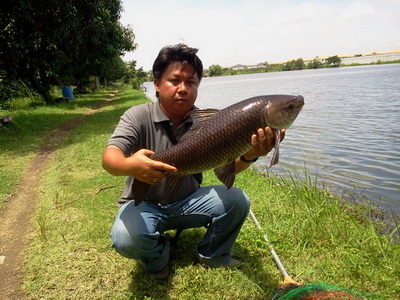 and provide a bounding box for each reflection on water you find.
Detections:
[144,64,400,216]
